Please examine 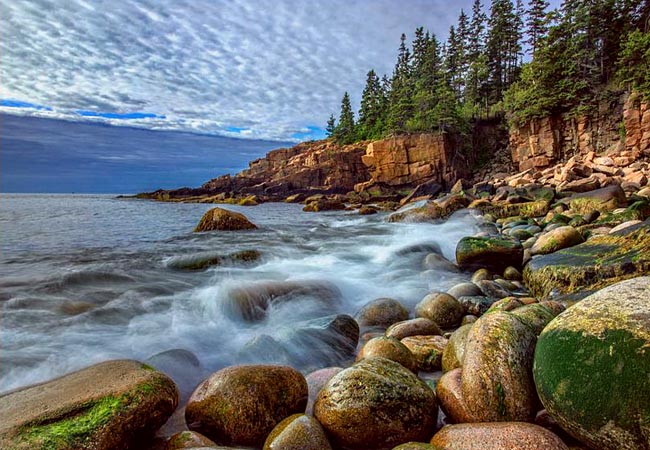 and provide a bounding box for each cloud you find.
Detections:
[2,0,503,141]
